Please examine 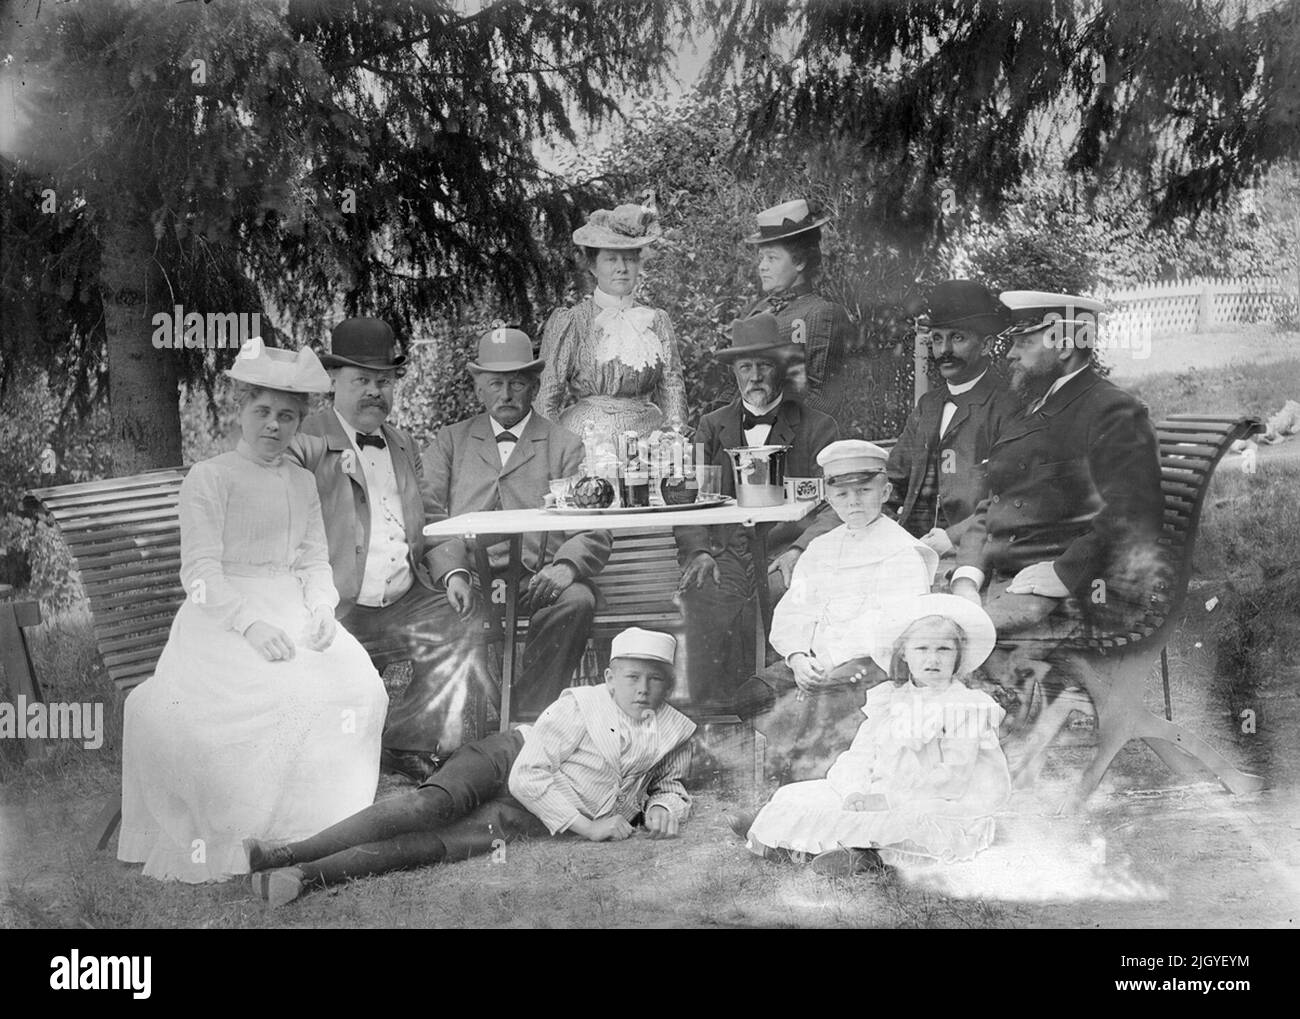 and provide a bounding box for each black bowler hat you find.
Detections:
[321,317,408,371]
[925,280,1012,336]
